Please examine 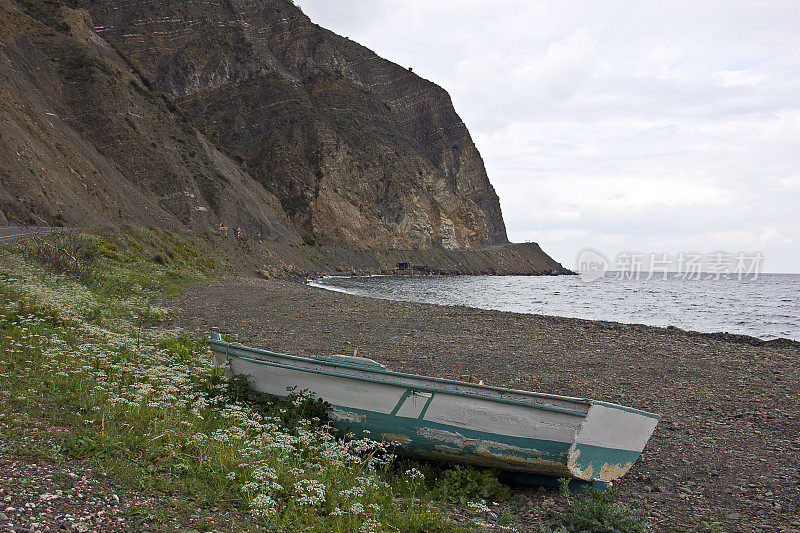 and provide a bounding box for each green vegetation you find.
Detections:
[47,39,117,85]
[433,465,511,504]
[535,479,647,532]
[670,512,725,533]
[15,0,77,33]
[300,227,318,246]
[1,229,662,531]
[387,461,511,506]
[0,229,502,531]
[18,229,216,296]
